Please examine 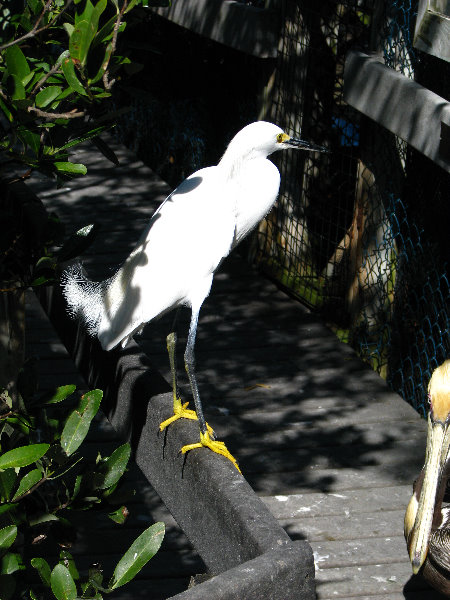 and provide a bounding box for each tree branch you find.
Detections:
[102,0,129,90]
[30,51,70,99]
[0,0,74,52]
[27,106,85,120]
